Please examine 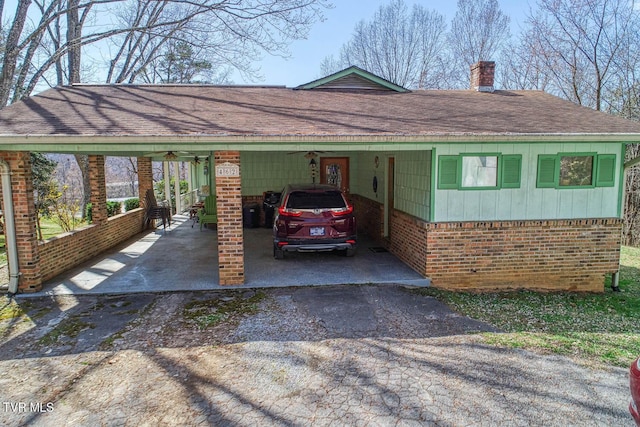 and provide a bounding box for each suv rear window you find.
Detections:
[286,191,346,209]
